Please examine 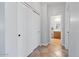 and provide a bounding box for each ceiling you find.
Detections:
[47,2,65,16]
[47,2,66,7]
